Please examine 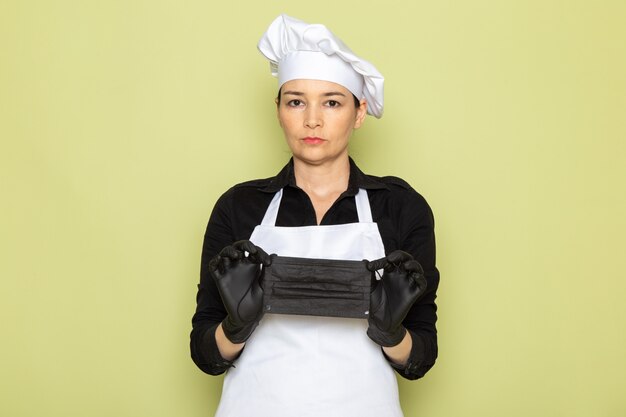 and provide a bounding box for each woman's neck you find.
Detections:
[293,157,350,197]
[293,156,350,224]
